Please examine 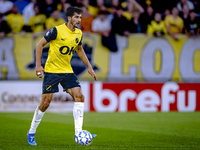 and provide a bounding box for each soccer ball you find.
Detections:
[75,130,93,146]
